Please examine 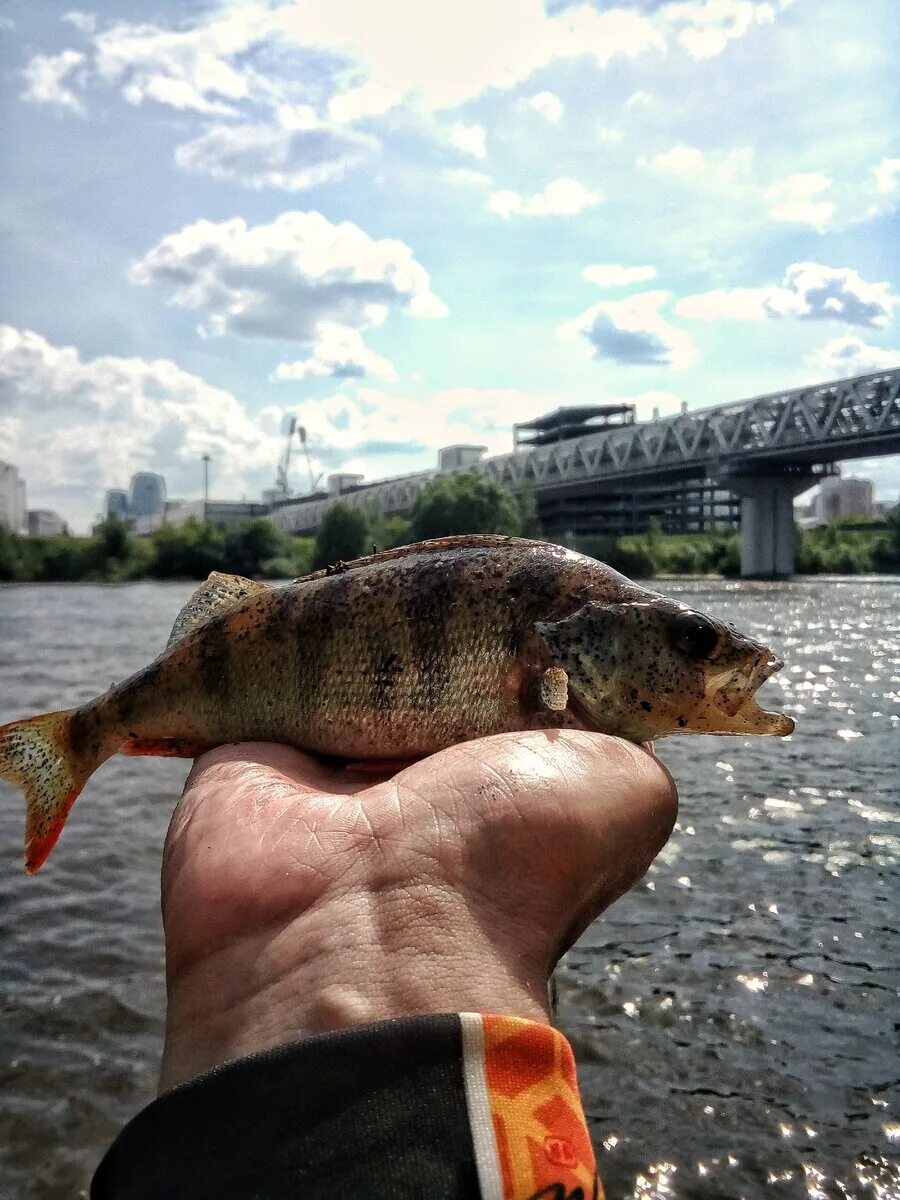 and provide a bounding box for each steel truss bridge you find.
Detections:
[272,368,900,577]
